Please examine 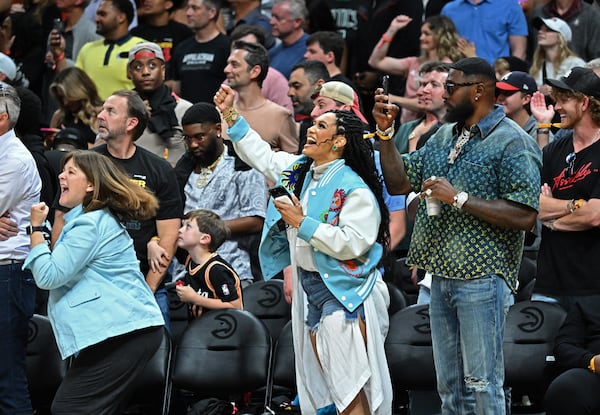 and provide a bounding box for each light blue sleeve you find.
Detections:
[23,216,99,290]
